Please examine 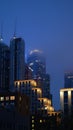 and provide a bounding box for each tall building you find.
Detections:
[27,49,51,99]
[64,72,73,88]
[25,63,32,80]
[0,91,30,130]
[14,79,54,115]
[10,37,25,91]
[60,88,73,117]
[0,39,10,90]
[27,49,46,79]
[60,72,73,117]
